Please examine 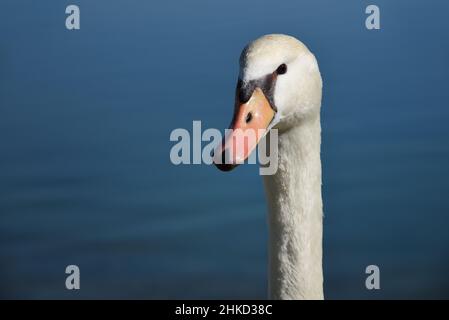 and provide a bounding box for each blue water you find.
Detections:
[1,0,448,299]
